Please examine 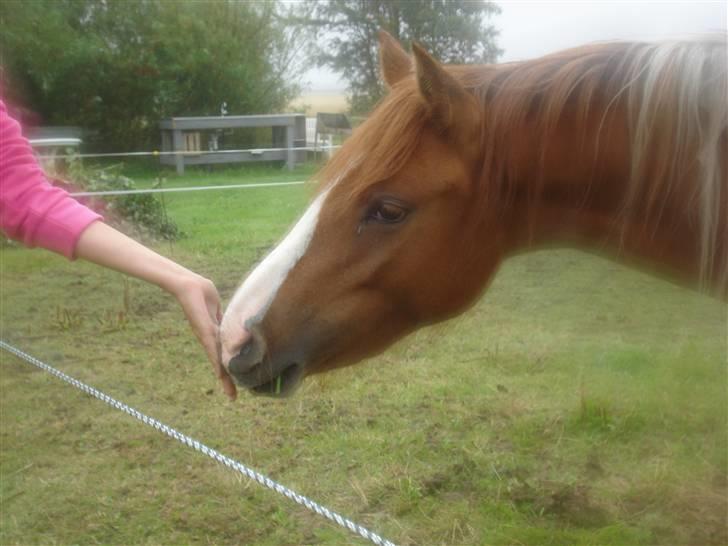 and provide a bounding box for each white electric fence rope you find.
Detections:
[0,340,397,546]
[36,145,342,161]
[70,180,306,197]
